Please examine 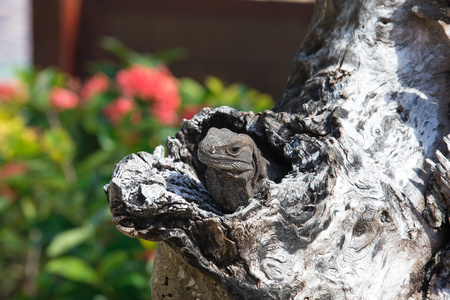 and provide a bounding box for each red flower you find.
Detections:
[80,73,110,101]
[116,65,181,125]
[0,82,20,102]
[0,162,28,201]
[152,101,178,125]
[103,97,137,124]
[49,87,79,111]
[0,162,28,181]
